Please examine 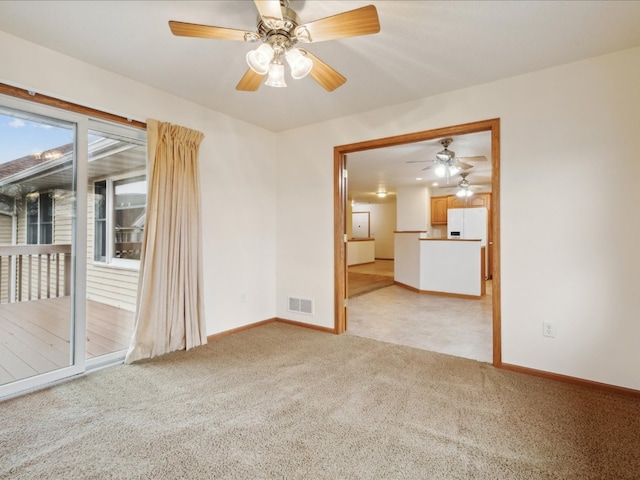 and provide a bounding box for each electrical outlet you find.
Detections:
[543,321,556,338]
